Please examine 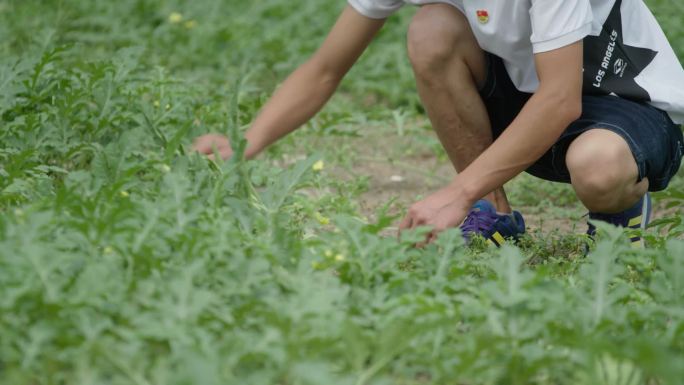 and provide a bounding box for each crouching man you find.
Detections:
[194,0,684,246]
